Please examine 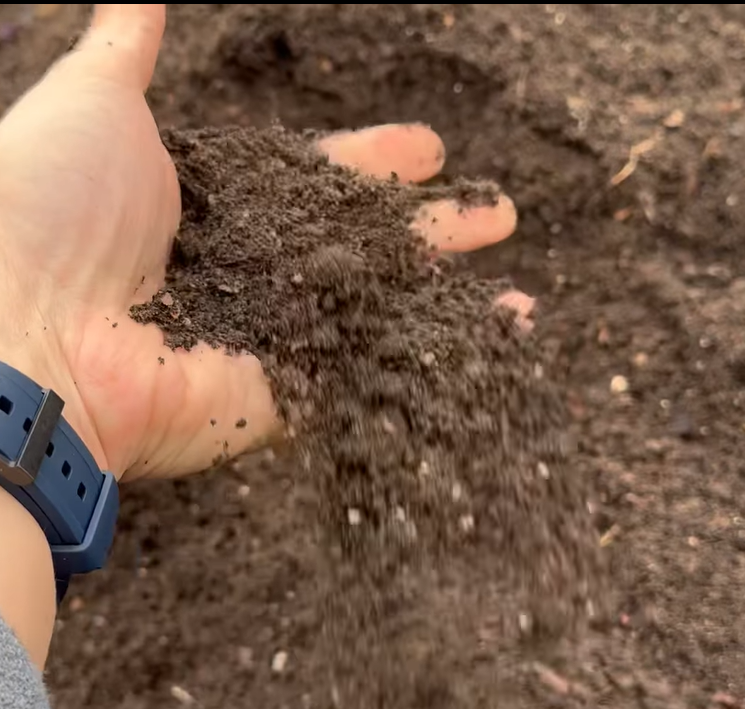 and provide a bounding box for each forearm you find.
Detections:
[0,487,56,669]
